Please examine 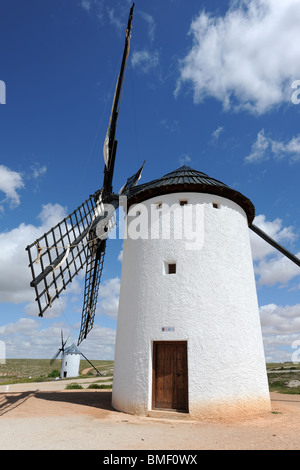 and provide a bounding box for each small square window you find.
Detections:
[213,203,219,209]
[180,200,188,206]
[168,263,176,274]
[156,202,162,209]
